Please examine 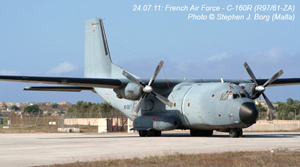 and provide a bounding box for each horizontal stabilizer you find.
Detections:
[24,86,96,93]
